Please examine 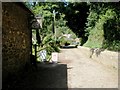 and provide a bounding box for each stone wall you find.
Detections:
[0,2,2,89]
[2,2,32,82]
[78,46,118,70]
